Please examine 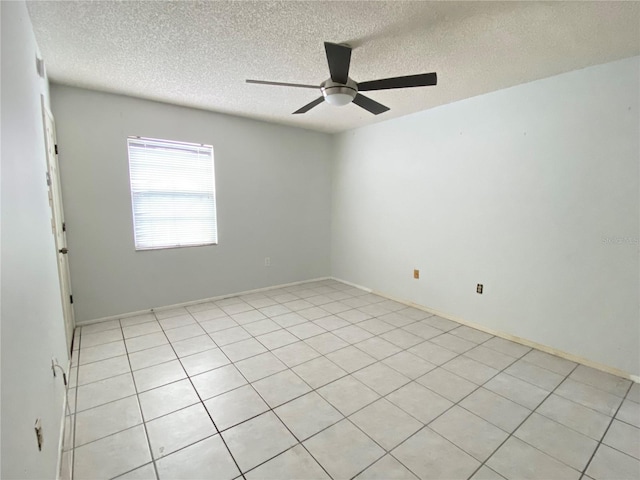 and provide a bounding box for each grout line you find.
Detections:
[462,363,582,480]
[153,312,247,480]
[73,280,637,479]
[578,381,635,480]
[364,338,526,479]
[216,313,491,477]
[216,348,335,479]
[110,461,155,480]
[119,320,161,480]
